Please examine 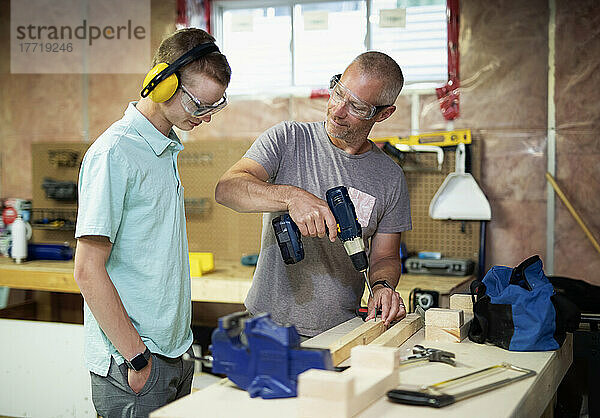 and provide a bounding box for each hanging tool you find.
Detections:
[396,144,444,171]
[184,311,333,399]
[429,142,491,221]
[398,345,456,367]
[382,142,444,172]
[272,186,374,298]
[387,362,536,408]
